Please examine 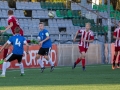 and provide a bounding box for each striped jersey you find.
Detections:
[113,27,120,47]
[78,29,94,48]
